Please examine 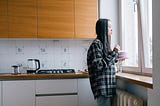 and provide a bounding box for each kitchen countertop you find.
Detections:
[0,73,89,80]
